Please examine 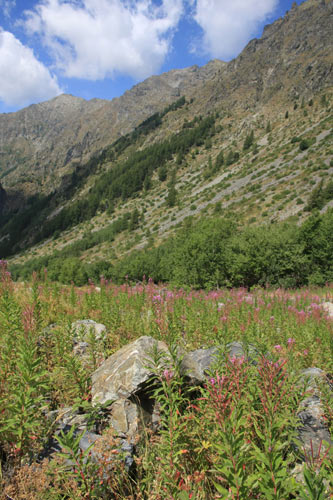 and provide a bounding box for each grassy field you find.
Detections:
[0,264,332,498]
